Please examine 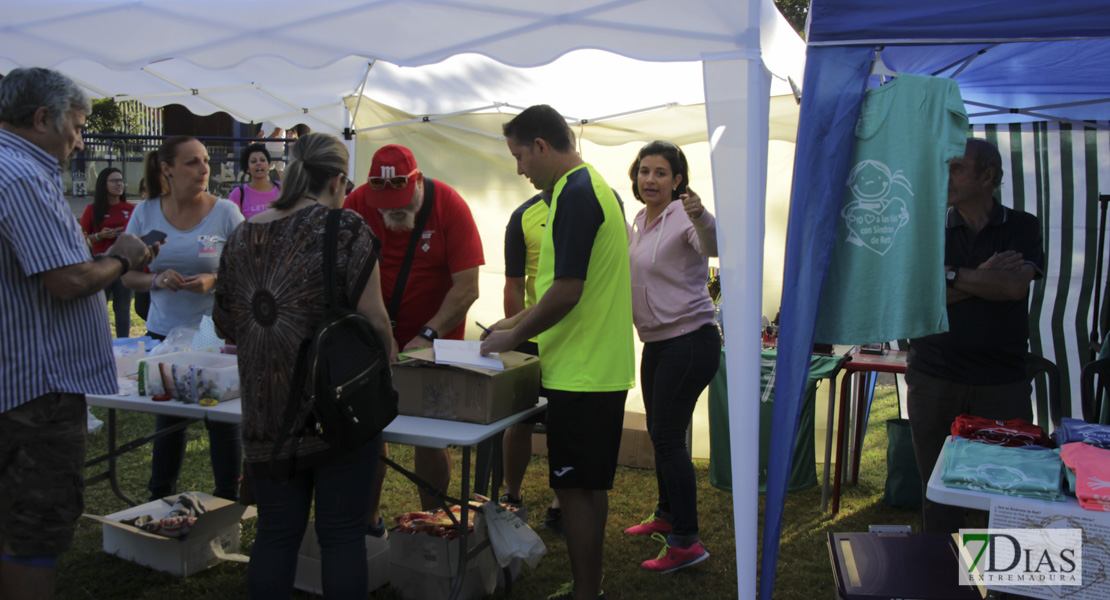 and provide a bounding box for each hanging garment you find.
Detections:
[815,74,968,344]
